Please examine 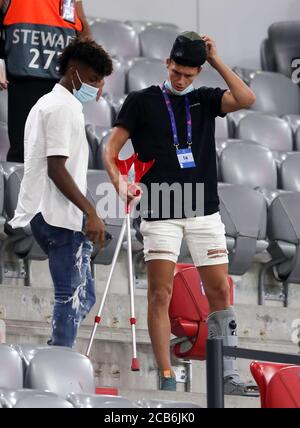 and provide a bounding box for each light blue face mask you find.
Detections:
[72,70,99,103]
[165,79,194,96]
